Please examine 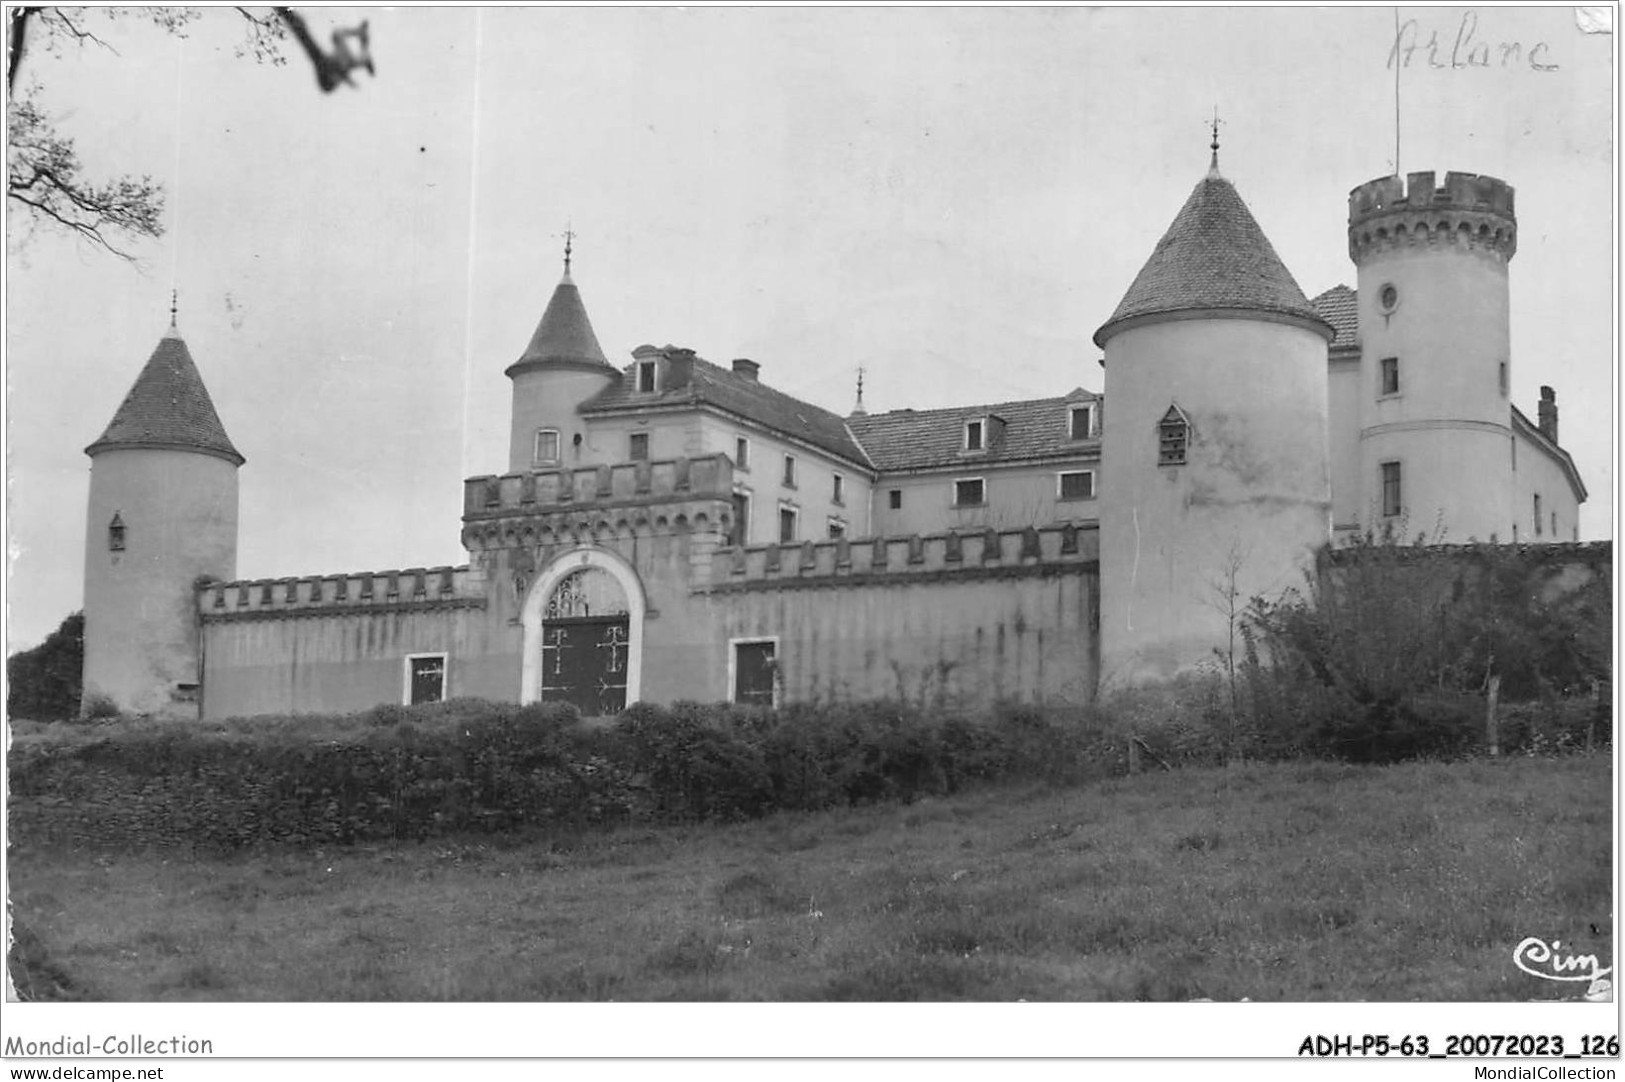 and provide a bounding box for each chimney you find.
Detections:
[1538,385,1557,443]
[731,358,759,382]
